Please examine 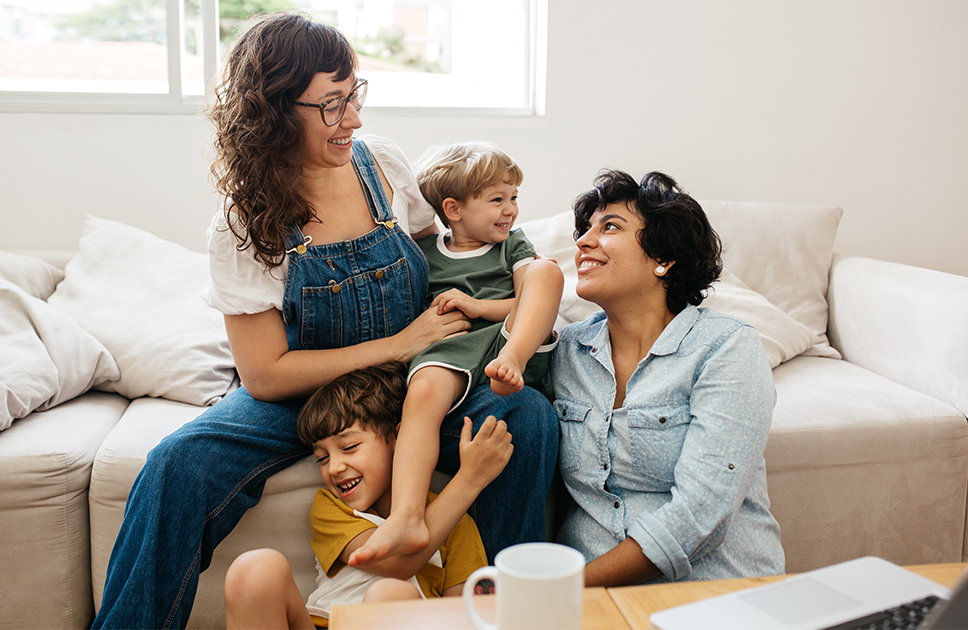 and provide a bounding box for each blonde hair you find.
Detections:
[416,142,524,227]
